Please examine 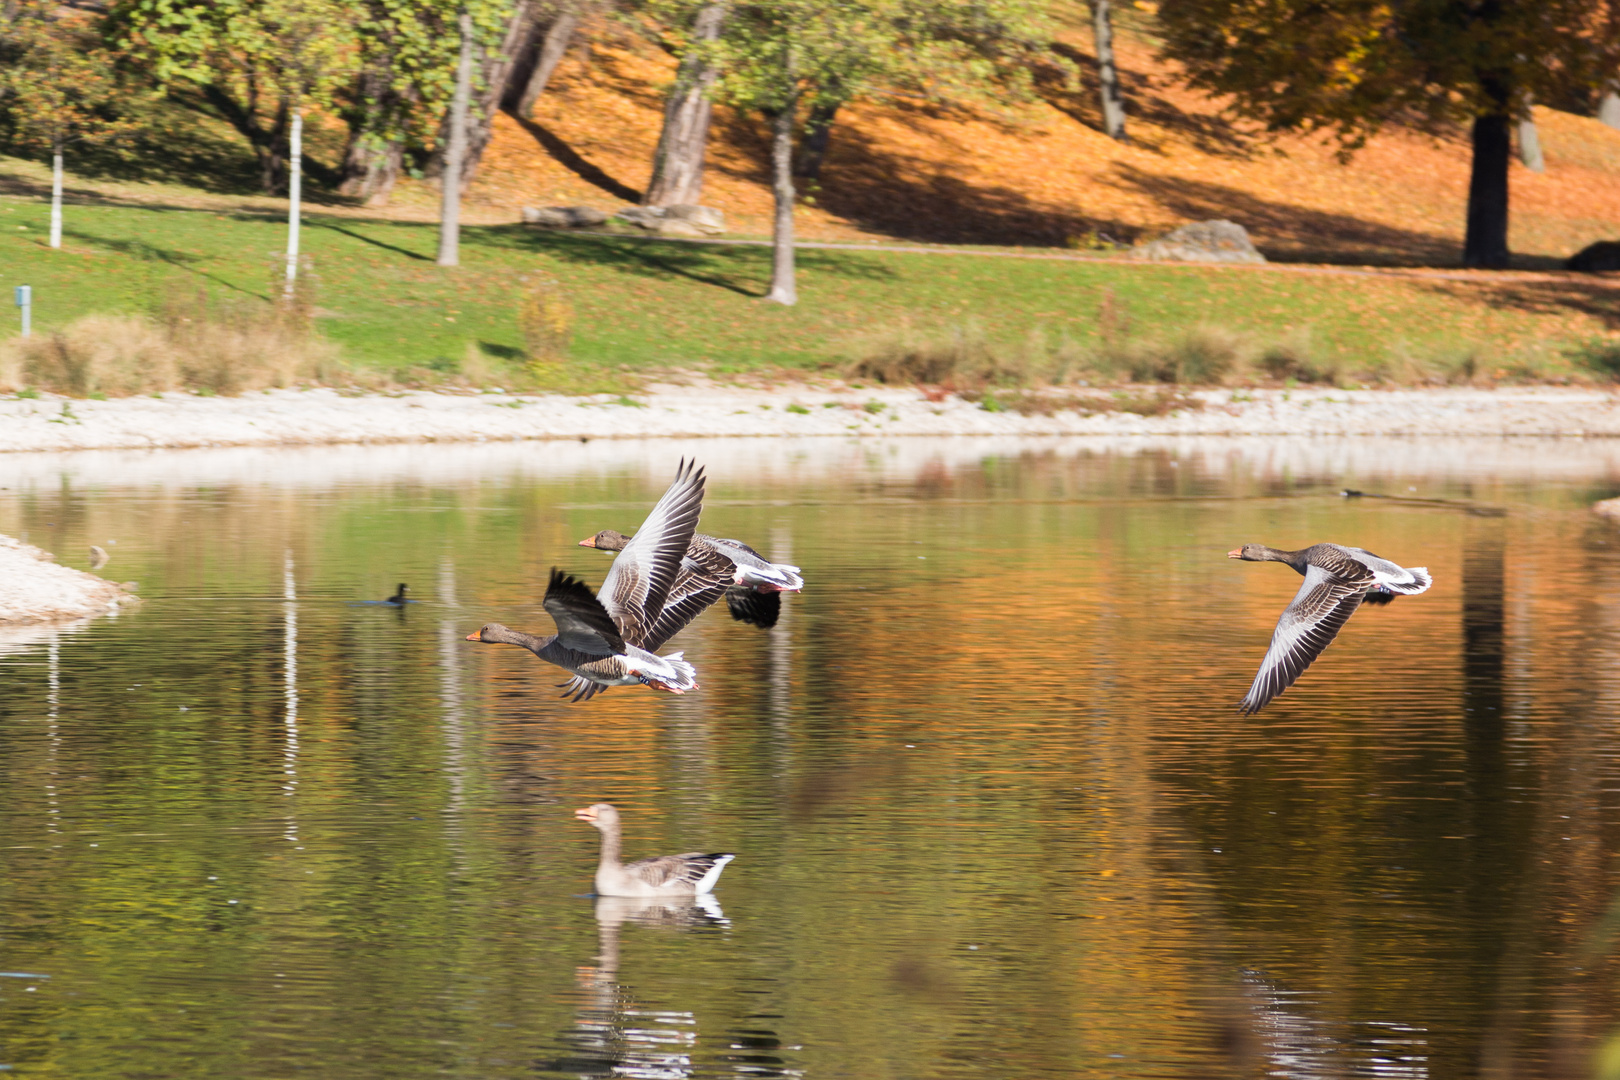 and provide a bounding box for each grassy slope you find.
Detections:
[1,191,1614,383]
